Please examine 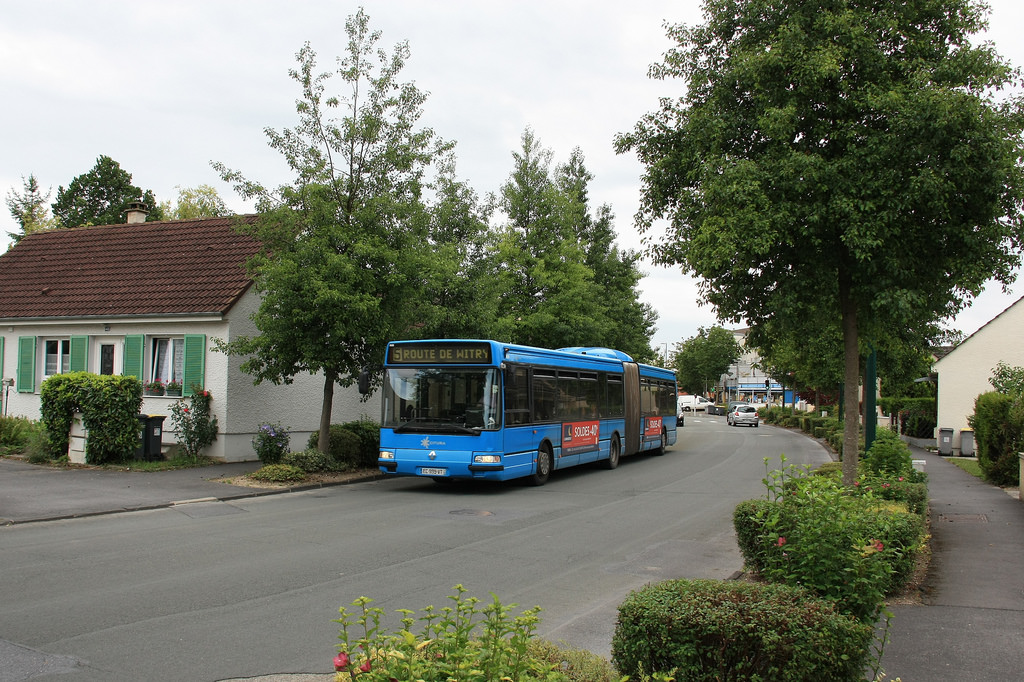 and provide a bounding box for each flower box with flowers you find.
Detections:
[165,381,182,396]
[144,380,166,396]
